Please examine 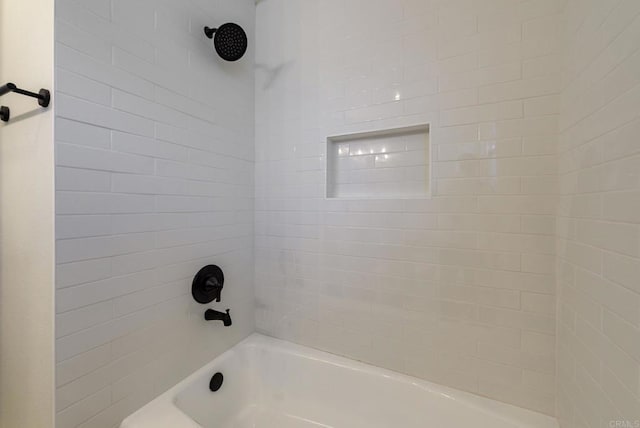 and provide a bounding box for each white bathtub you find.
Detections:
[121,334,558,428]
